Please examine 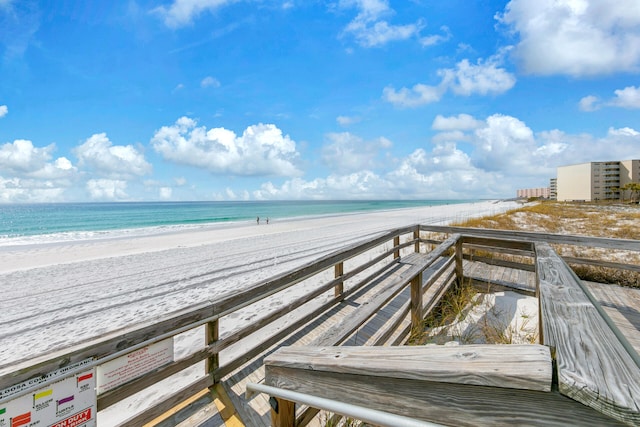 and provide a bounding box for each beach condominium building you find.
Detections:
[556,160,640,201]
[516,187,551,198]
[549,178,557,200]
